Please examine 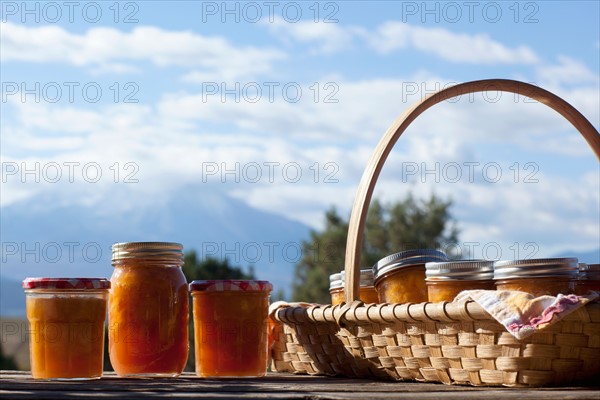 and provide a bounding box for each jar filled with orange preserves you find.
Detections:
[425,260,495,302]
[493,258,578,297]
[329,269,379,305]
[374,249,448,304]
[23,277,110,380]
[576,263,600,295]
[190,280,272,377]
[109,242,189,377]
